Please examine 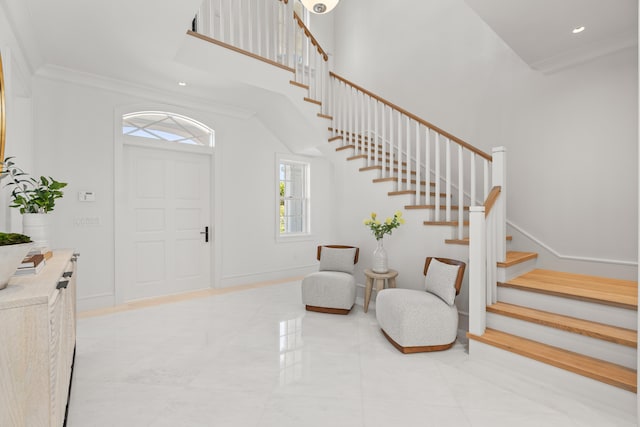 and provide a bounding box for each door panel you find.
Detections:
[124,145,211,301]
